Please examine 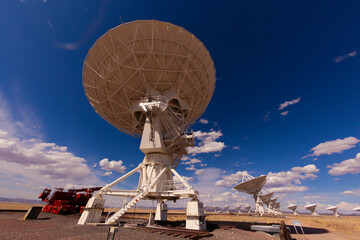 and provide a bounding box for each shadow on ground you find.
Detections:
[287,225,329,234]
[153,220,329,235]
